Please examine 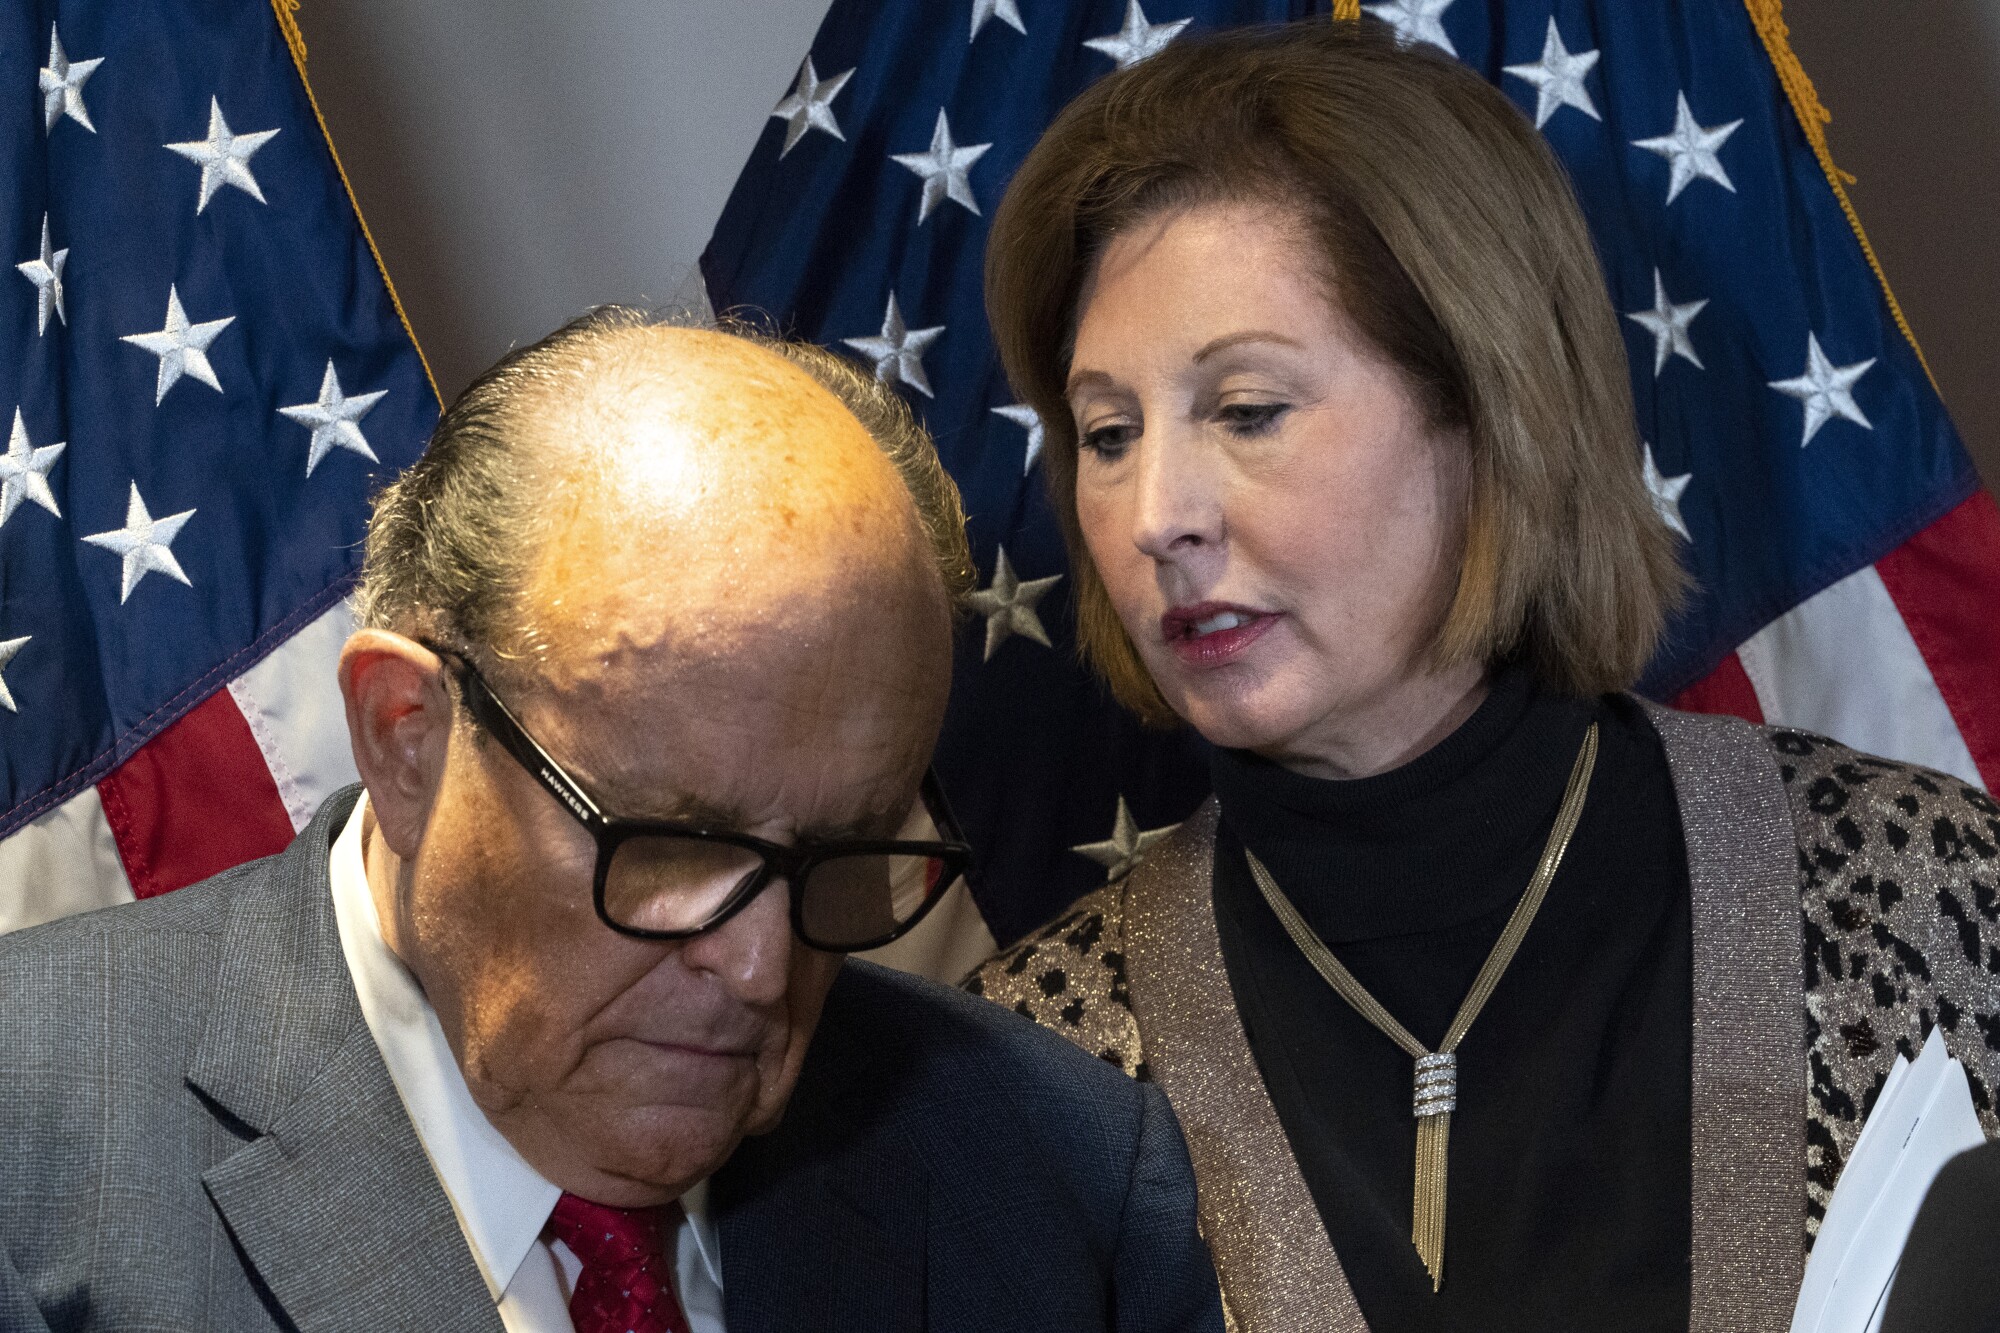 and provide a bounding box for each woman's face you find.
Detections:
[1067,200,1477,776]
